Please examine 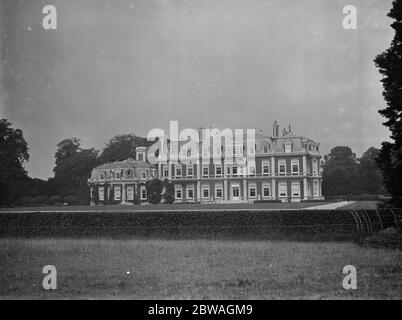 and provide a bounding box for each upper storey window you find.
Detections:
[263,144,269,153]
[137,152,145,161]
[285,143,292,153]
